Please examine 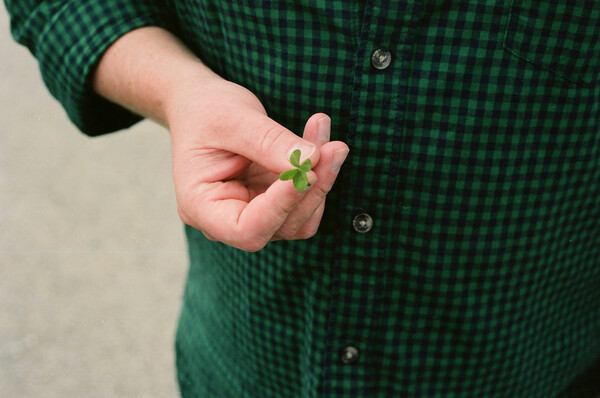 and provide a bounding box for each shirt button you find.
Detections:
[352,213,373,233]
[371,49,392,70]
[340,346,360,364]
